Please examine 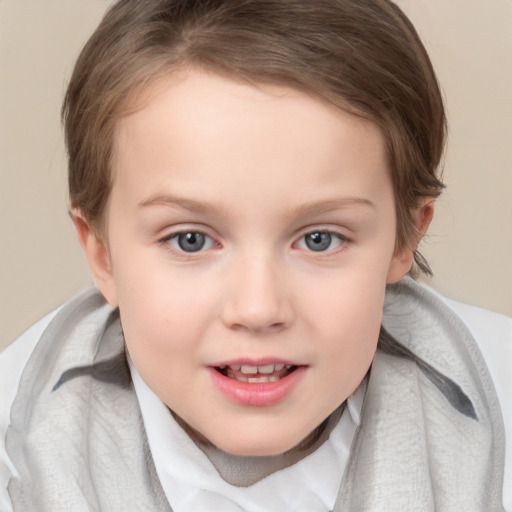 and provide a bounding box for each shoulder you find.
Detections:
[0,307,62,427]
[0,287,111,420]
[423,284,512,511]
[0,308,61,512]
[424,285,512,408]
[0,287,108,512]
